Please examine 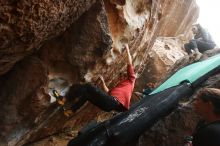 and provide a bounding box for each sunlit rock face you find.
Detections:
[135,37,188,91]
[0,0,199,145]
